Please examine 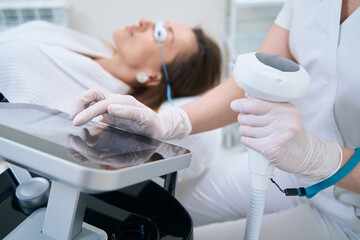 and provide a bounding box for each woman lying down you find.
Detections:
[0,19,223,181]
